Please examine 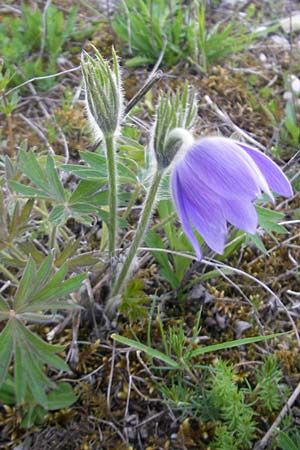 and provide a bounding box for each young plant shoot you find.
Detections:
[81,46,123,260]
